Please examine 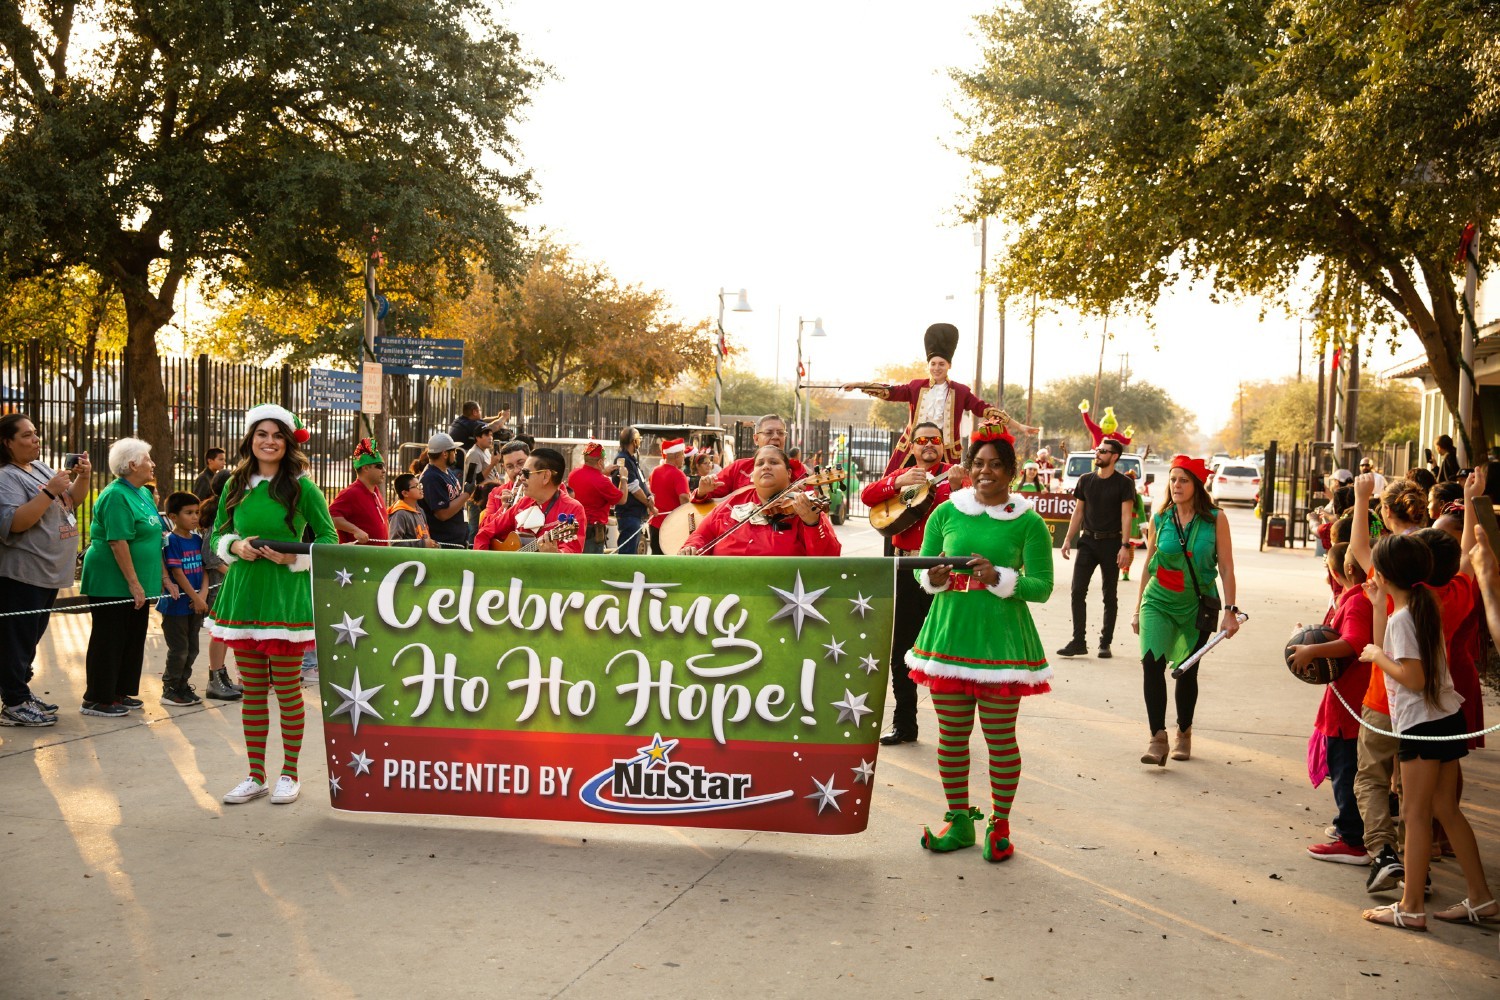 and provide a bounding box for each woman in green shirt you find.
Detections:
[80,438,168,717]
